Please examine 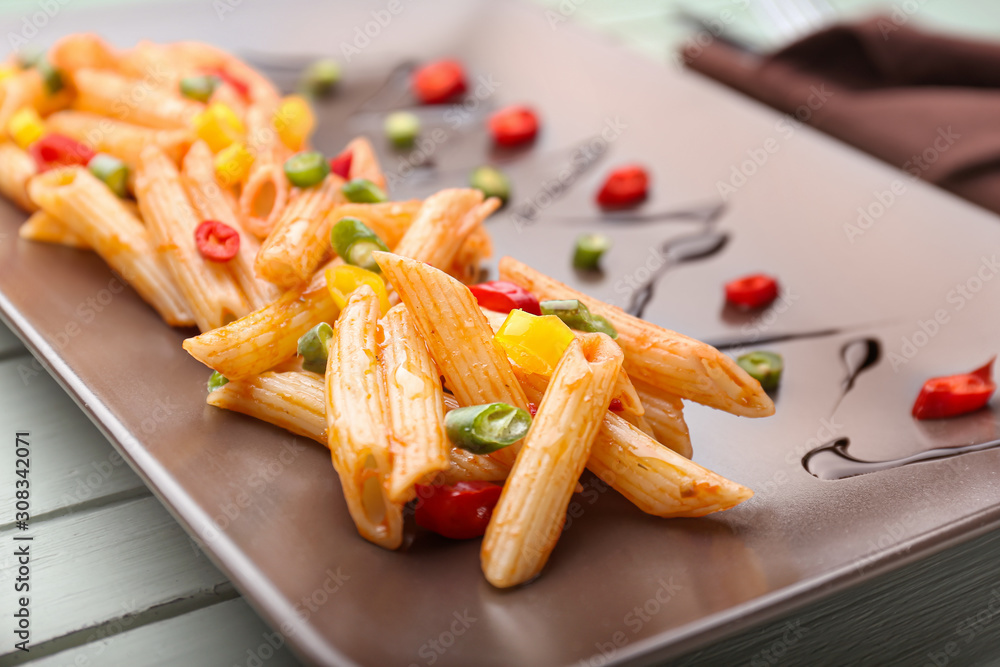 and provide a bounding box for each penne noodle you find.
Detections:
[380,304,450,503]
[136,145,248,332]
[209,81,248,123]
[343,136,386,191]
[48,34,119,76]
[0,143,38,212]
[27,167,194,326]
[46,110,193,171]
[19,210,90,248]
[589,412,753,518]
[392,189,487,271]
[181,140,280,310]
[498,257,775,418]
[376,252,529,467]
[449,224,493,284]
[118,41,188,92]
[170,41,280,104]
[182,273,338,380]
[255,174,344,289]
[0,70,42,129]
[239,100,290,238]
[72,68,204,129]
[482,335,623,588]
[325,286,403,549]
[632,380,693,459]
[326,200,423,250]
